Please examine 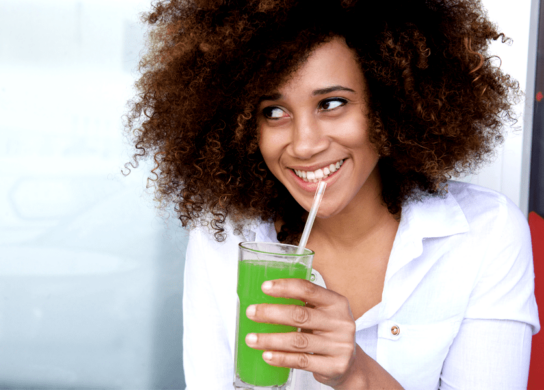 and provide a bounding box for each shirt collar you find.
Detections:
[385,189,470,282]
[248,219,277,243]
[402,190,470,240]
